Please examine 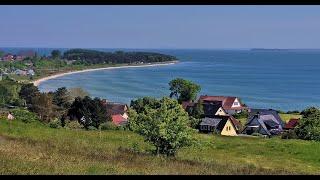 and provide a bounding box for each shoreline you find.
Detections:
[33,61,178,86]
